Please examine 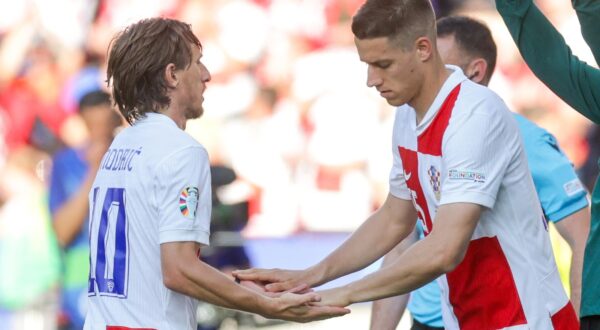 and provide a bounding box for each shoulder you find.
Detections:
[513,113,547,137]
[456,81,508,114]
